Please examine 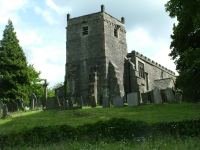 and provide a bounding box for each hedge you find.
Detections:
[0,118,200,148]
